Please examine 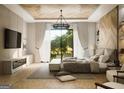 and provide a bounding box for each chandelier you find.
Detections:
[53,10,70,30]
